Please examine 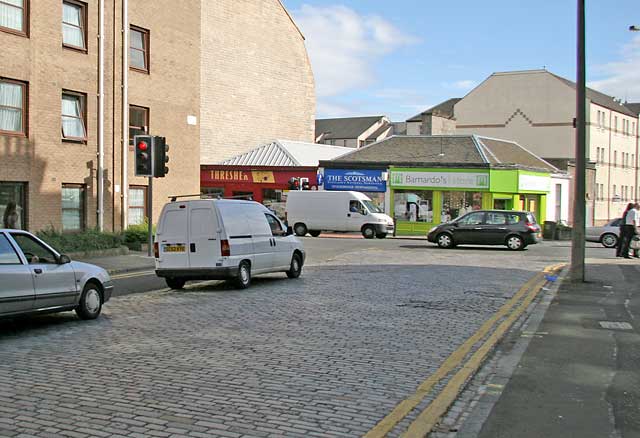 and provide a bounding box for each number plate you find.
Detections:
[163,244,186,253]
